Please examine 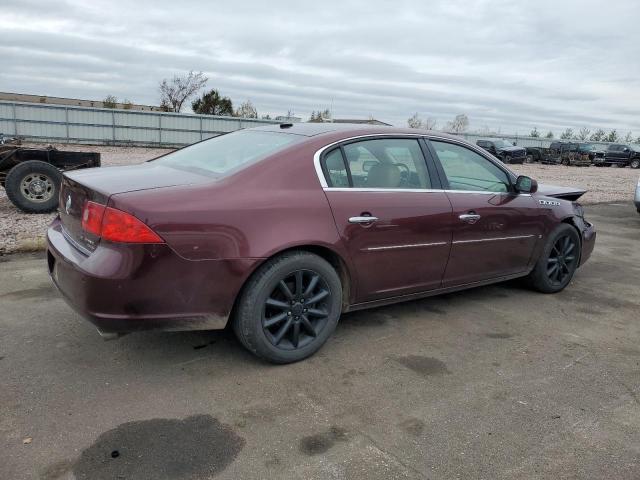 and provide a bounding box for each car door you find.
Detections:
[427,139,544,287]
[319,137,452,302]
[608,145,623,163]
